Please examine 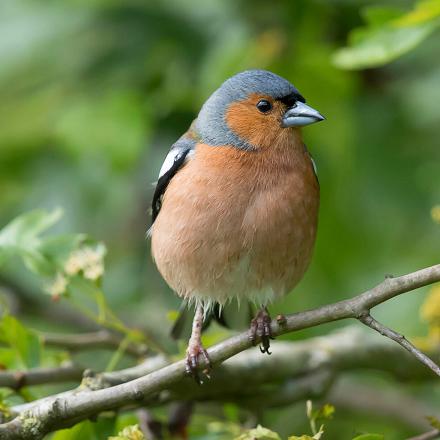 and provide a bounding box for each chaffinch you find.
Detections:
[150,69,324,379]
